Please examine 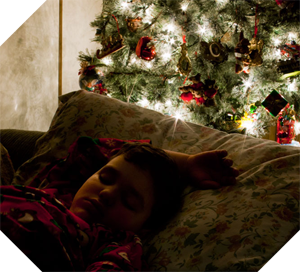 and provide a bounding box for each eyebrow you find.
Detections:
[103,166,145,209]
